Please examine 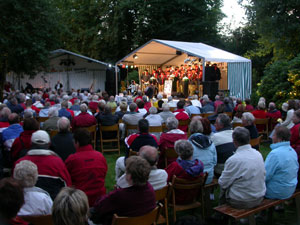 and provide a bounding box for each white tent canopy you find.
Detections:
[116,39,252,99]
